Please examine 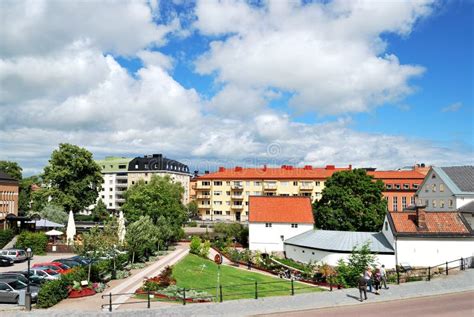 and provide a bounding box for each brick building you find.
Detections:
[0,171,19,228]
